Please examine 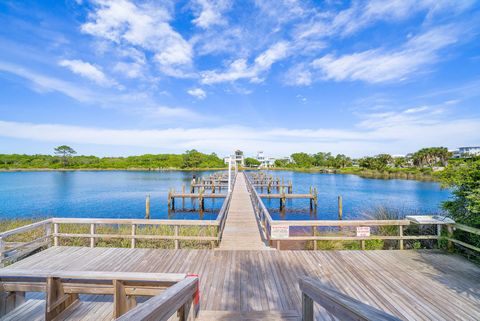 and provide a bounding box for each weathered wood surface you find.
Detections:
[3,247,480,320]
[218,173,269,250]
